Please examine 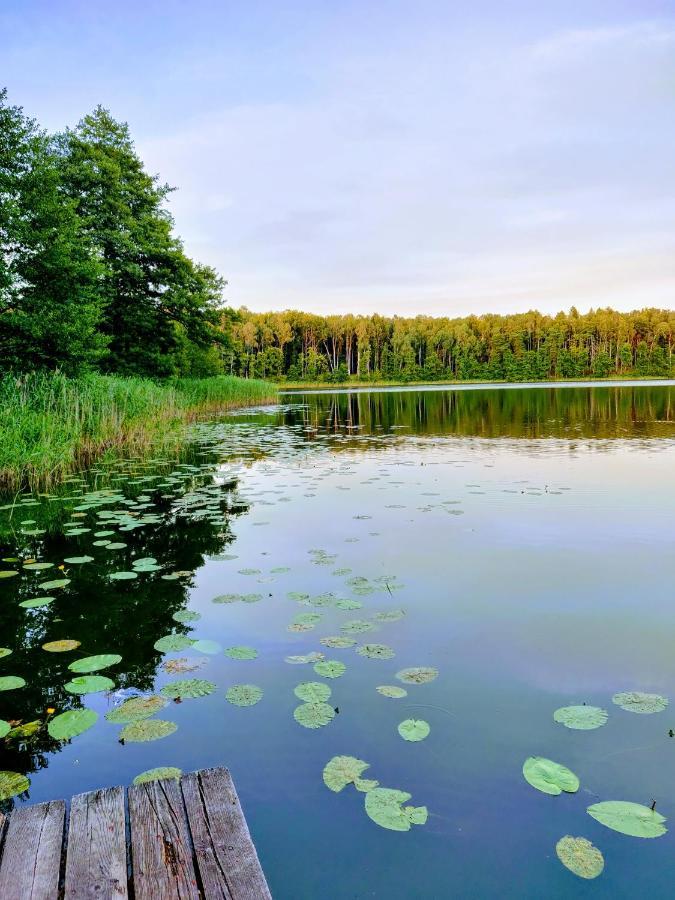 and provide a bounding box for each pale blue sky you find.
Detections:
[2,1,674,316]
